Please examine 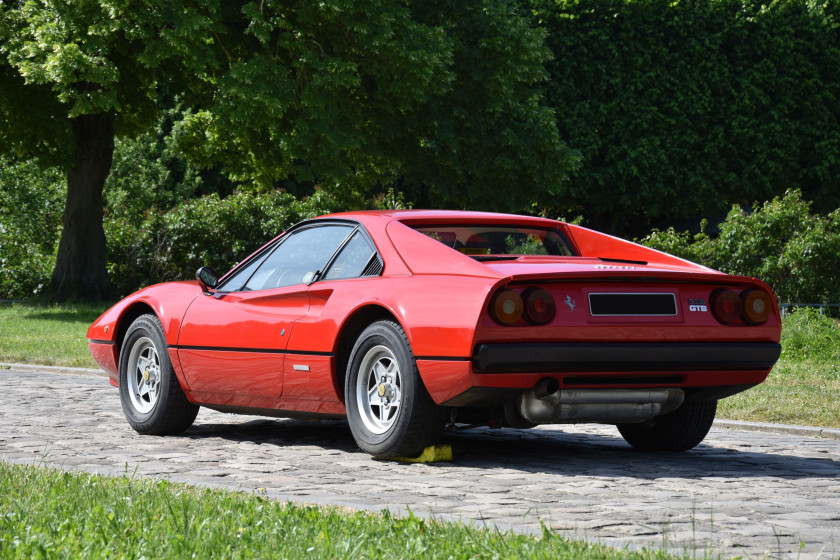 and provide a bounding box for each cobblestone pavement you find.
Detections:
[1,368,838,559]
